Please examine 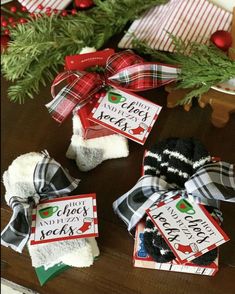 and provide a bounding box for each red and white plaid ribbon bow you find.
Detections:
[46,50,180,123]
